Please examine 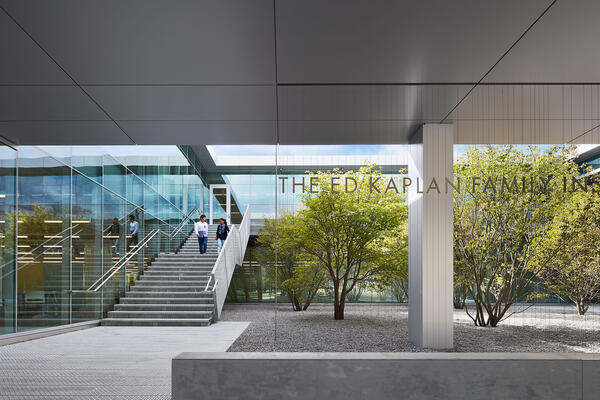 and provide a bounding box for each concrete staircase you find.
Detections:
[102,225,219,326]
